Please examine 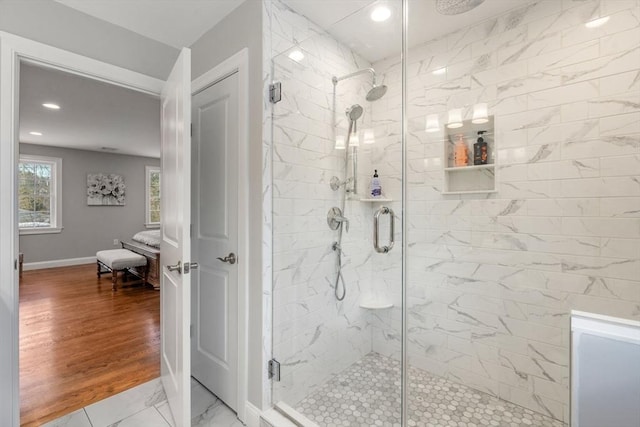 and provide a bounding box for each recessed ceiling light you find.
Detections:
[371,6,391,22]
[432,67,447,75]
[29,131,43,136]
[288,50,304,62]
[42,103,60,110]
[585,16,610,28]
